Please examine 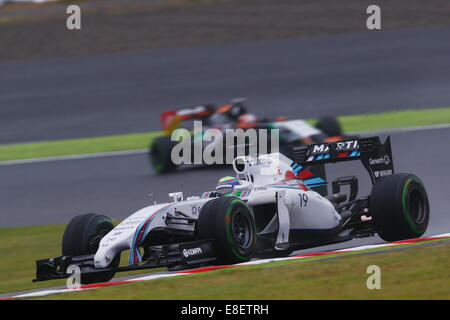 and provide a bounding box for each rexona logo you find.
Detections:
[183,247,203,258]
[312,140,359,154]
